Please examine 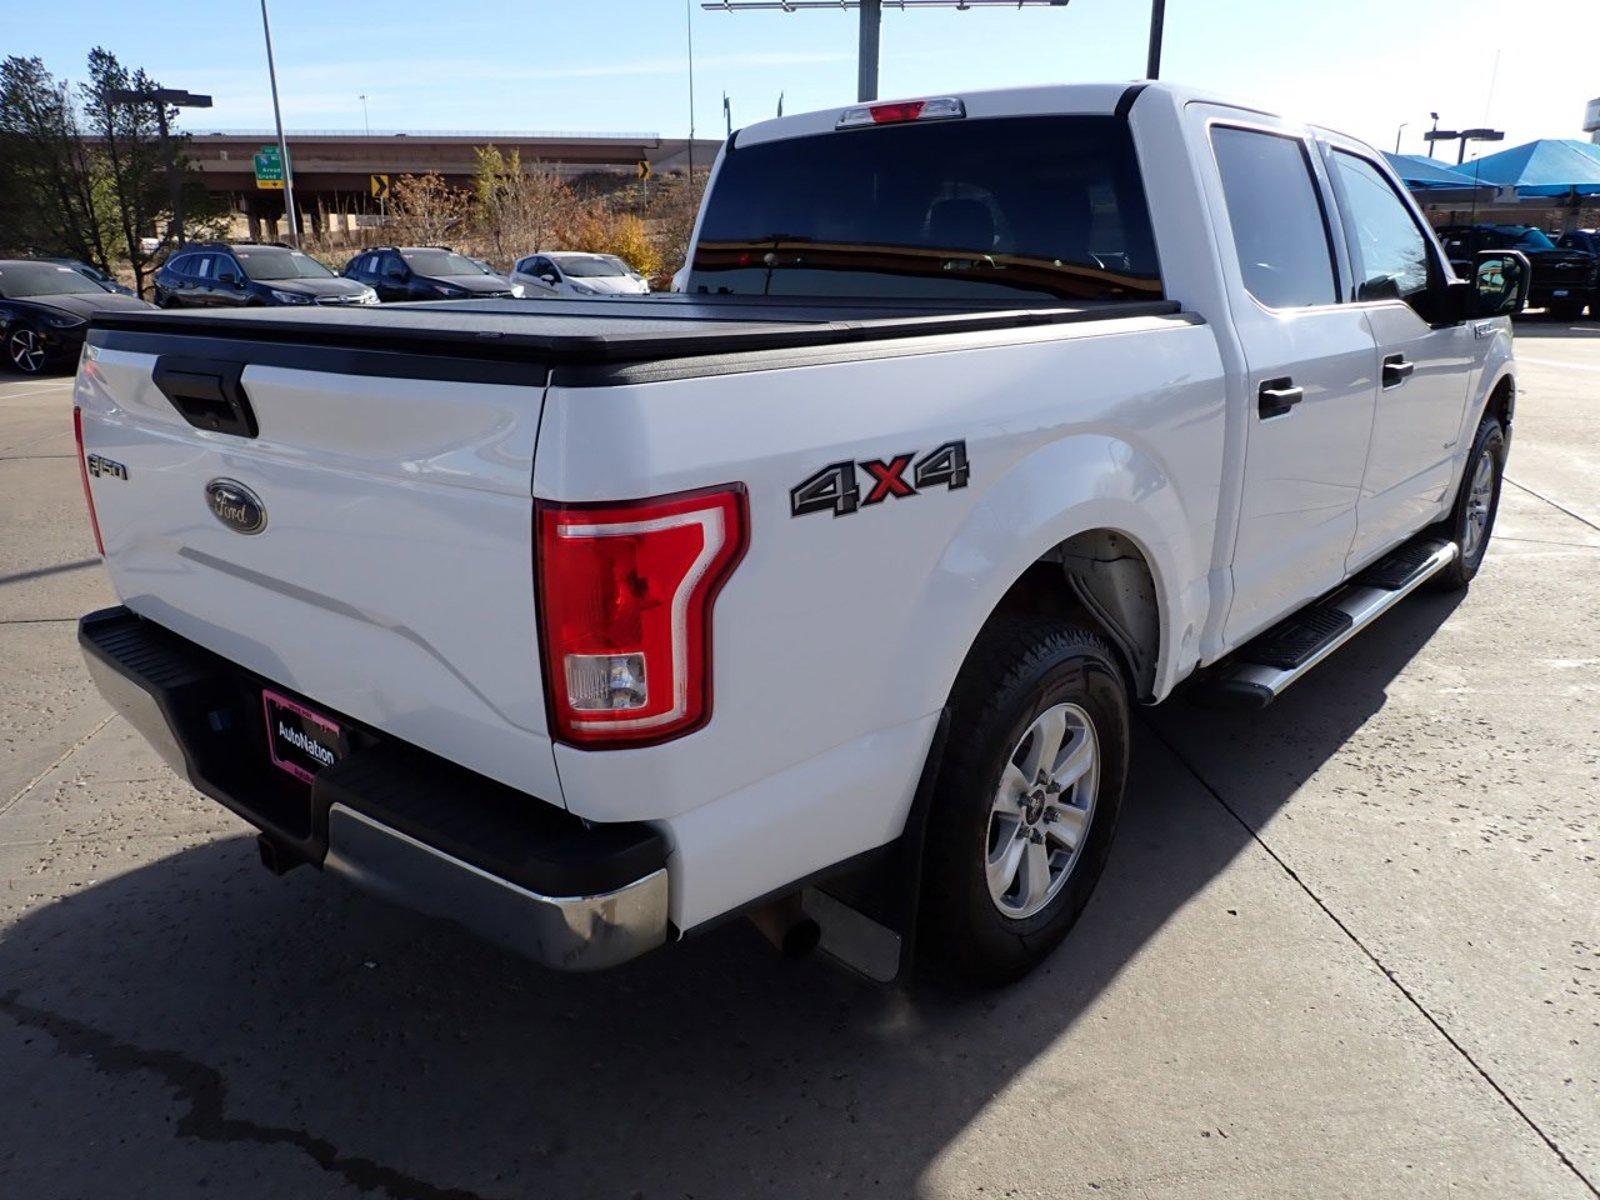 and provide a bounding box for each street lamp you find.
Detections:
[358,93,371,137]
[1424,124,1504,165]
[1454,127,1505,165]
[106,86,212,247]
[1394,122,1407,154]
